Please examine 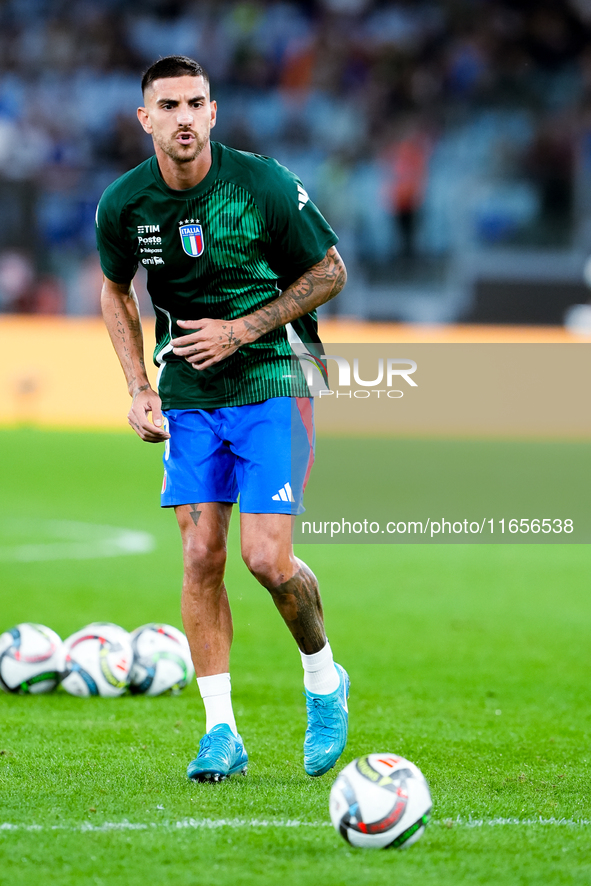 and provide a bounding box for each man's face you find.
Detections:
[137,74,217,164]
